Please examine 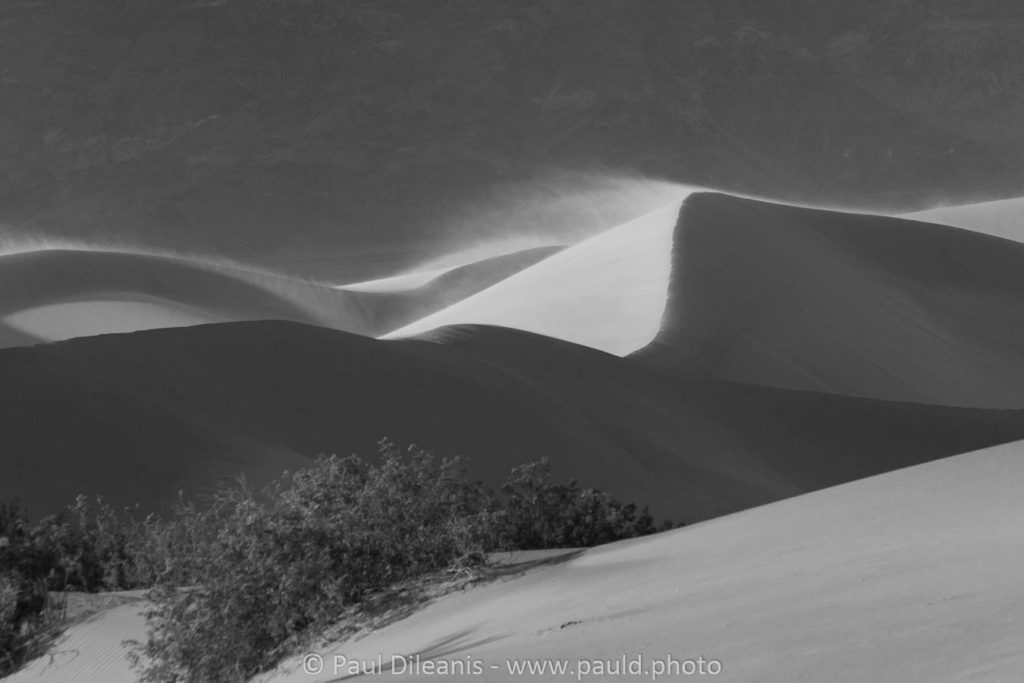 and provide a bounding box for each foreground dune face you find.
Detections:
[635,192,1024,408]
[3,320,1024,522]
[385,200,686,356]
[903,195,1024,244]
[19,441,1024,682]
[7,598,149,683]
[258,441,1024,682]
